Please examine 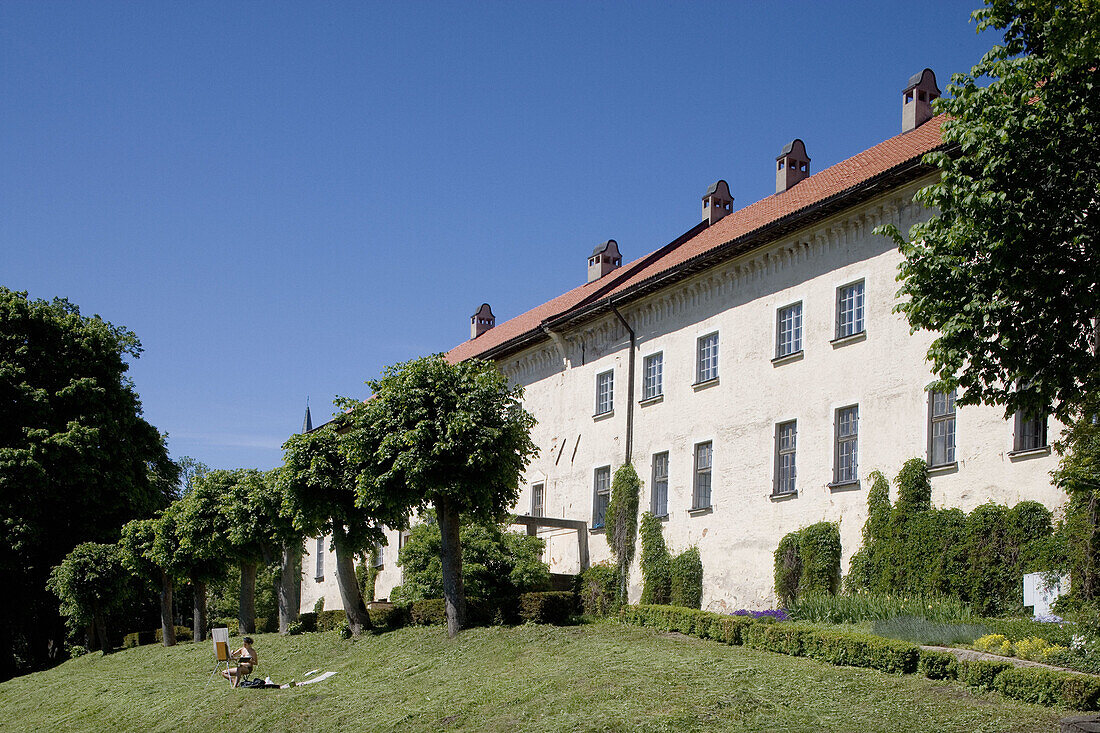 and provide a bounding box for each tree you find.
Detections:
[47,543,134,654]
[0,289,176,678]
[281,424,391,636]
[218,469,282,634]
[879,1,1100,423]
[172,479,230,642]
[344,355,537,637]
[390,515,548,603]
[119,516,183,647]
[605,464,641,605]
